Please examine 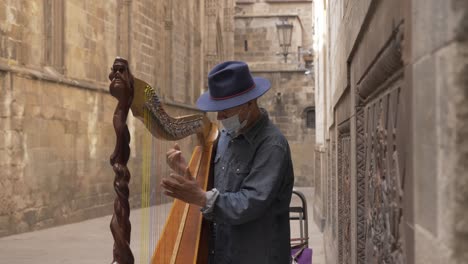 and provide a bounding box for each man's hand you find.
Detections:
[166,143,188,173]
[161,167,207,207]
